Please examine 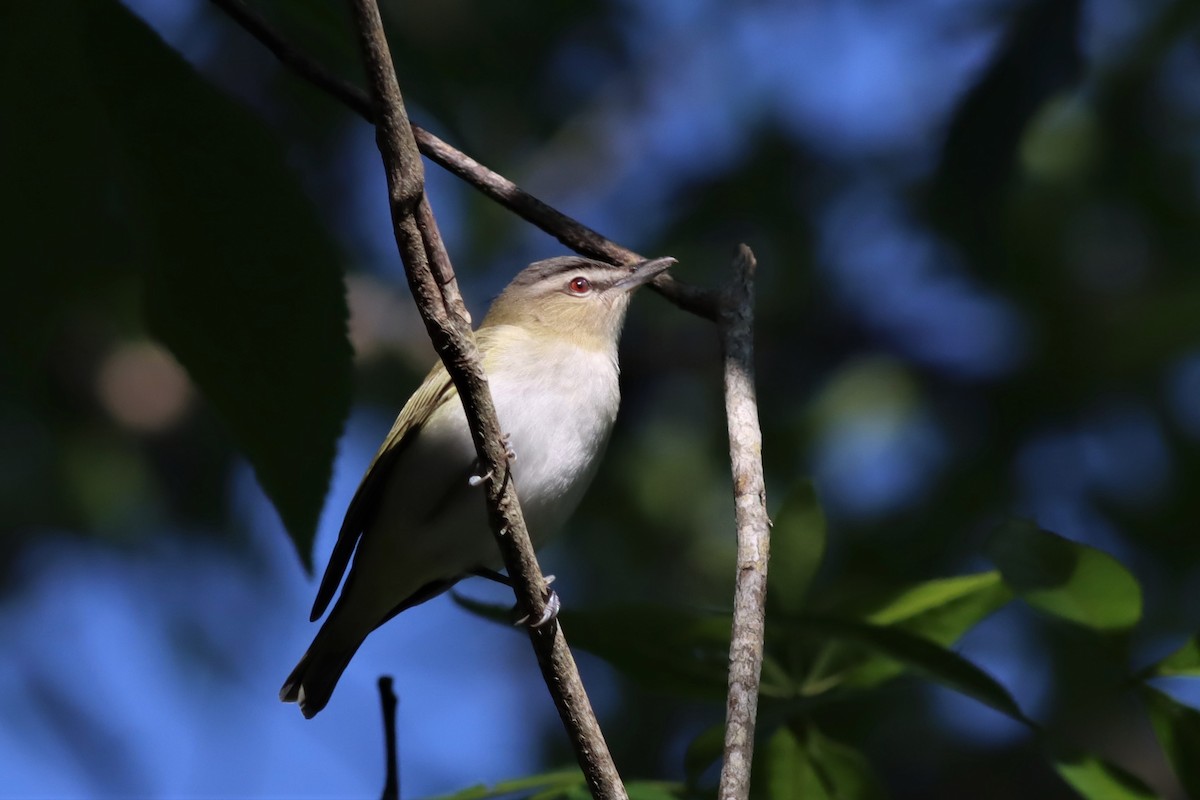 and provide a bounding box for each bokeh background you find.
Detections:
[3,0,1200,797]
